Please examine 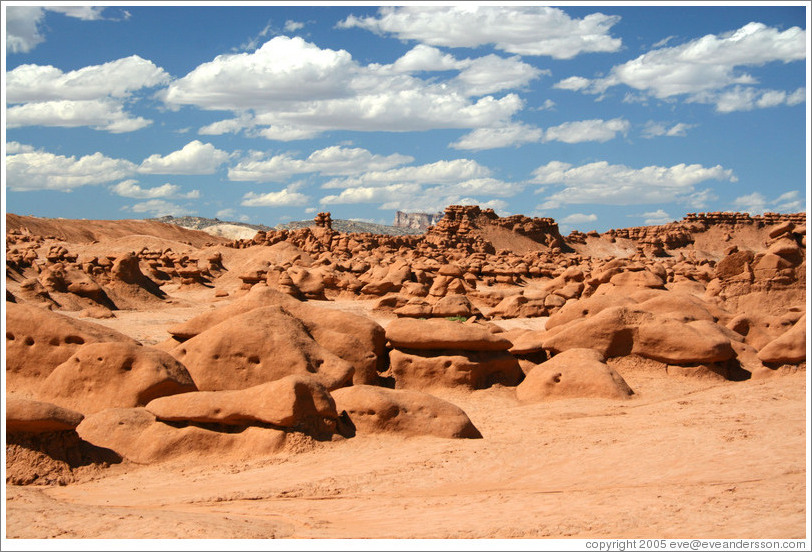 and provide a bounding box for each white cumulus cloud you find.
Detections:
[733,190,804,215]
[242,188,311,207]
[389,44,465,73]
[320,176,522,213]
[641,121,696,138]
[321,158,492,189]
[138,141,230,175]
[532,160,736,208]
[553,76,592,91]
[449,123,544,151]
[338,6,621,59]
[6,149,136,192]
[163,36,354,109]
[320,183,421,206]
[228,146,413,182]
[6,99,152,133]
[641,209,674,225]
[700,86,807,112]
[284,20,305,32]
[6,55,169,133]
[6,56,169,102]
[110,180,200,200]
[543,118,630,144]
[125,199,195,217]
[6,7,47,53]
[5,142,36,154]
[558,22,806,109]
[46,7,106,20]
[452,54,544,97]
[6,6,107,53]
[162,35,529,140]
[560,213,598,224]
